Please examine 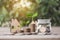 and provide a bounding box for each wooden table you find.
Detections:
[0,35,60,40]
